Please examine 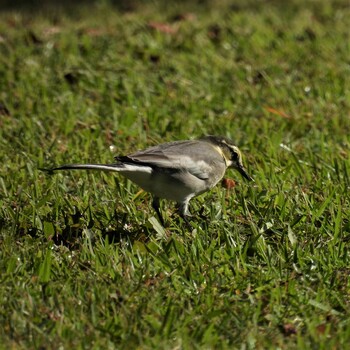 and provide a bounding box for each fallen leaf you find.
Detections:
[82,28,106,37]
[42,26,61,37]
[282,323,297,336]
[264,106,290,119]
[148,22,177,34]
[222,178,236,189]
[316,323,327,335]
